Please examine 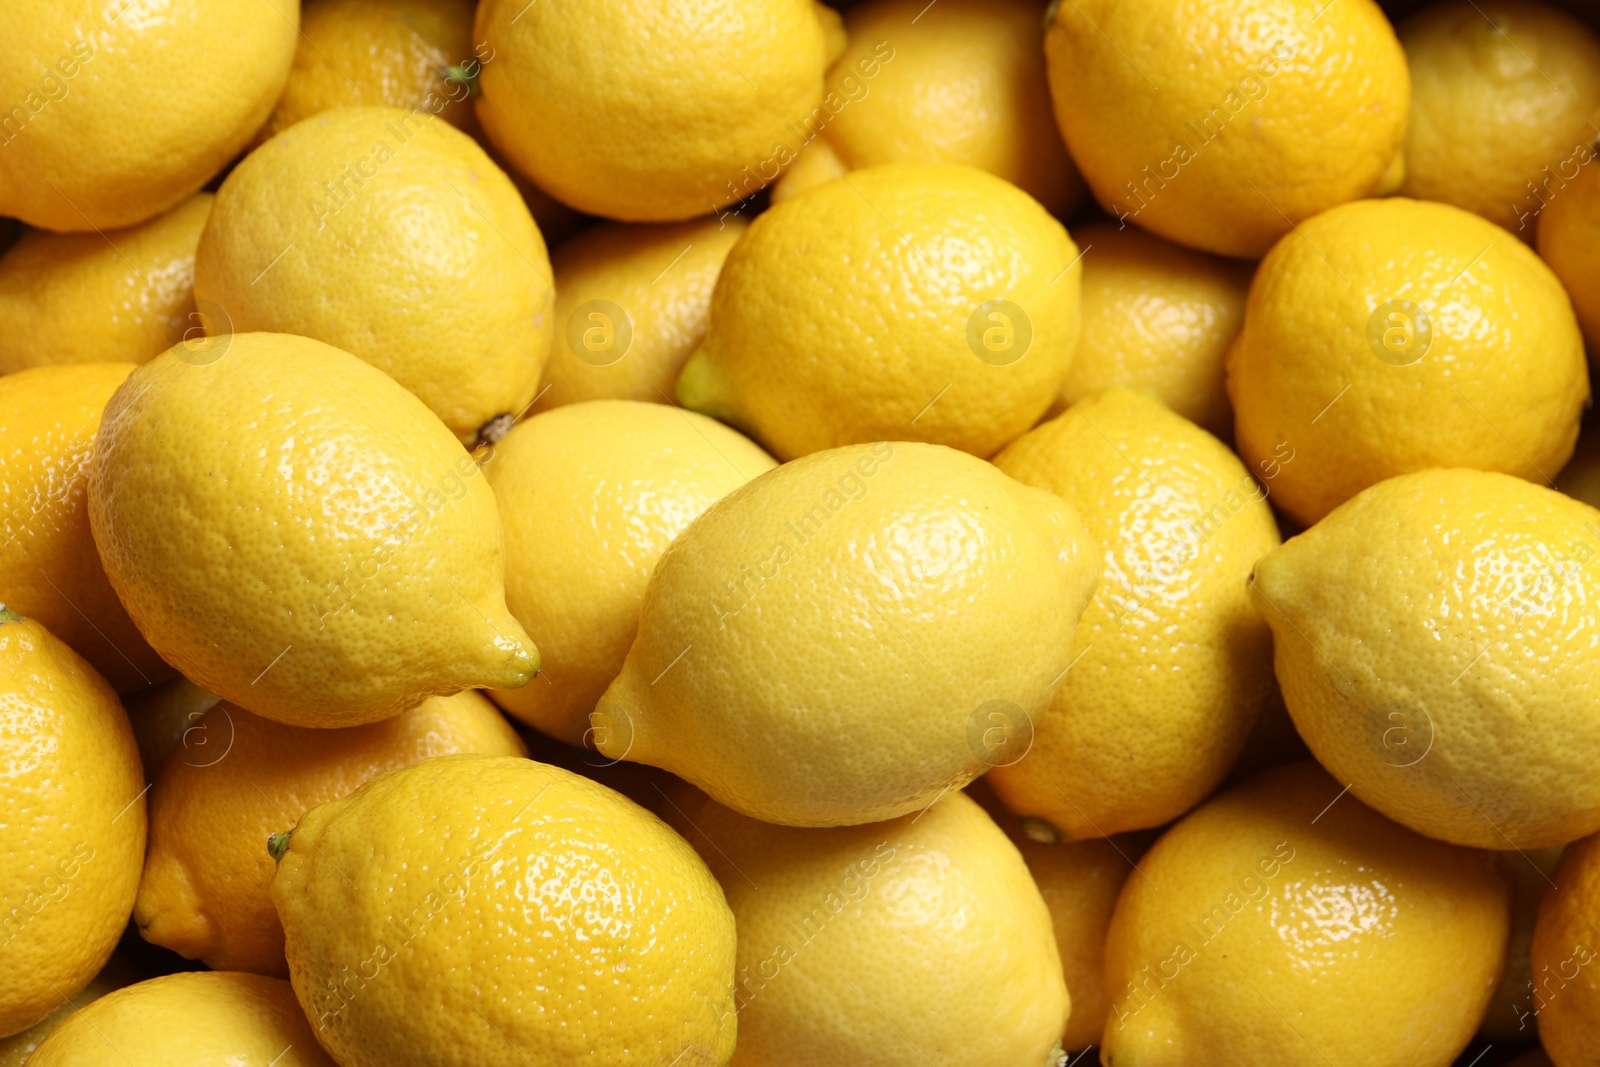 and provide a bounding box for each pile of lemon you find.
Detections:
[4,0,1600,1065]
